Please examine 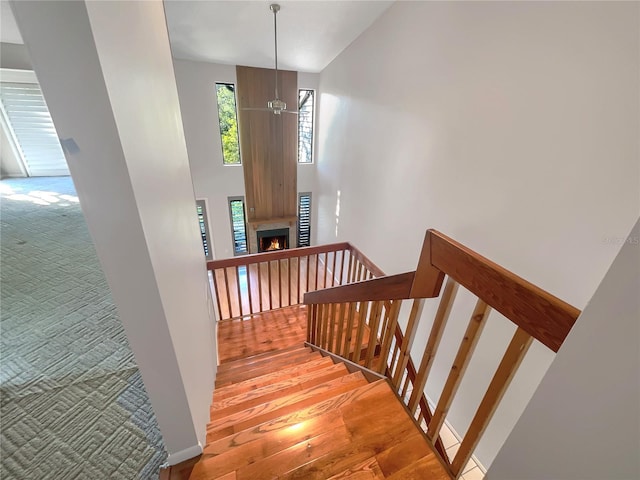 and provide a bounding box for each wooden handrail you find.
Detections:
[208,242,387,321]
[305,231,581,352]
[207,242,350,270]
[302,229,582,478]
[303,272,416,304]
[347,244,386,278]
[423,229,580,352]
